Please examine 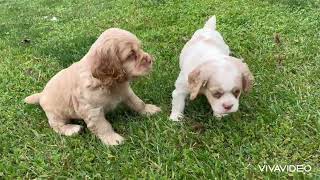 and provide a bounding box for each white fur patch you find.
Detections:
[170,16,243,120]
